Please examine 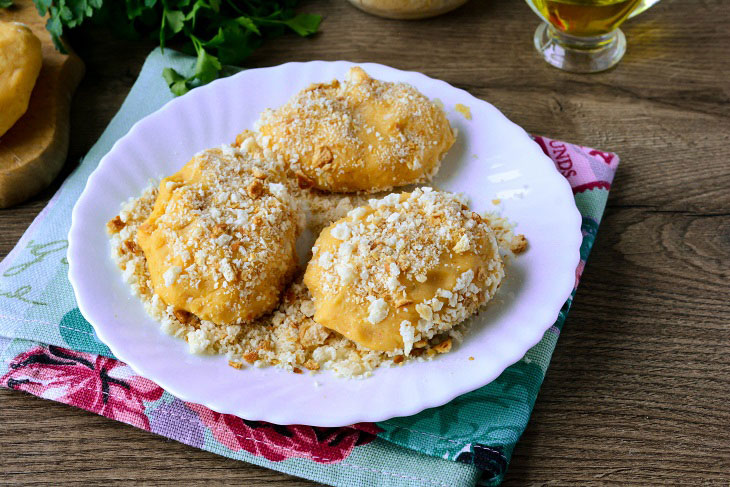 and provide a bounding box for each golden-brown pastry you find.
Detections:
[0,21,42,137]
[303,188,504,354]
[253,67,455,193]
[137,146,302,325]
